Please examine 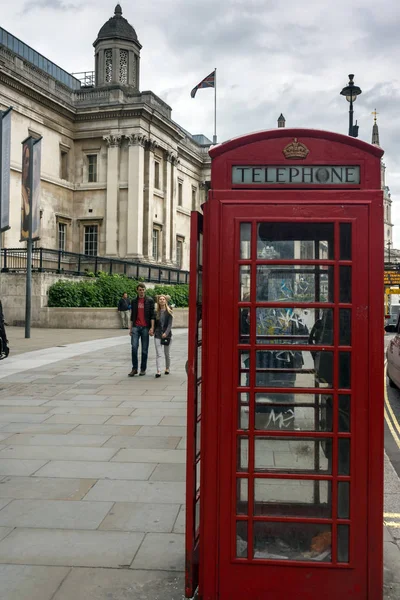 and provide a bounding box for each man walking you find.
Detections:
[118,292,130,329]
[128,283,155,377]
